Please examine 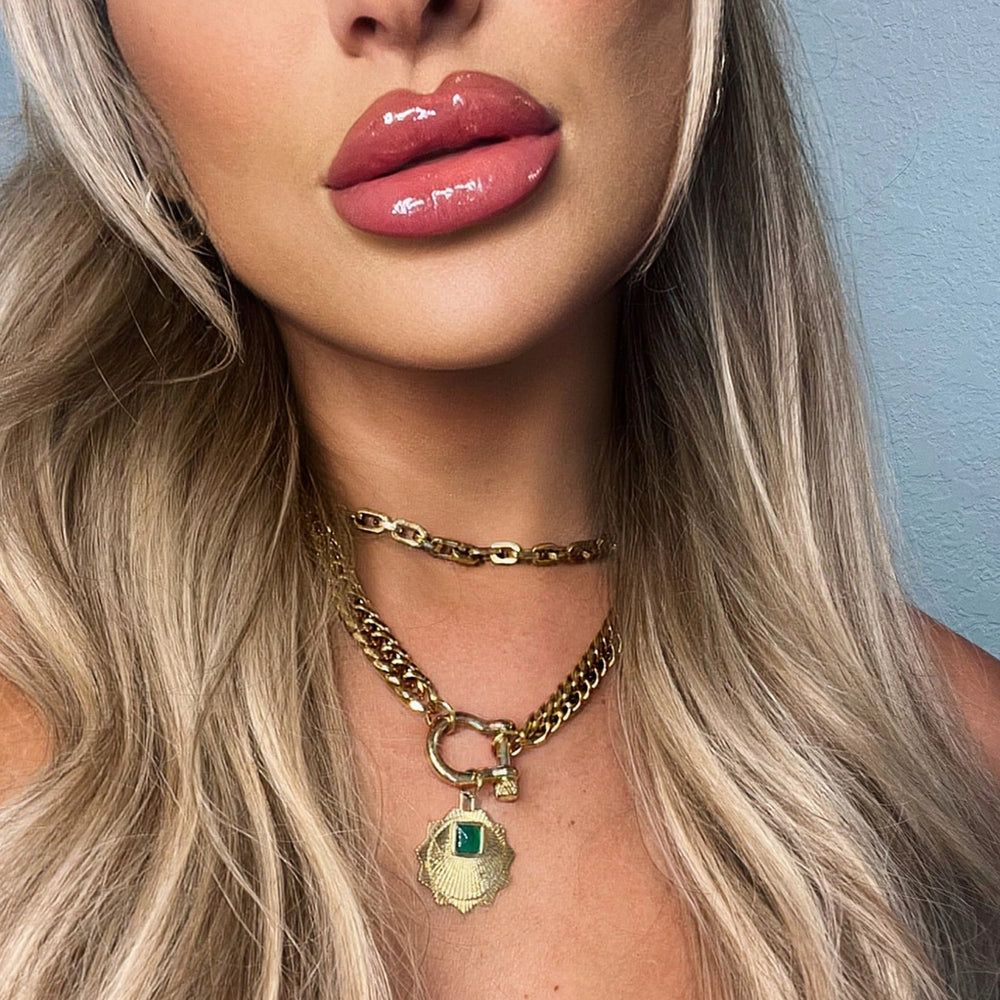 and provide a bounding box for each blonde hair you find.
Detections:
[1,1,998,999]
